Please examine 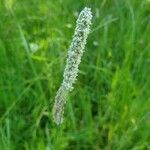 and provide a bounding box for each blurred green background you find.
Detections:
[0,0,150,149]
